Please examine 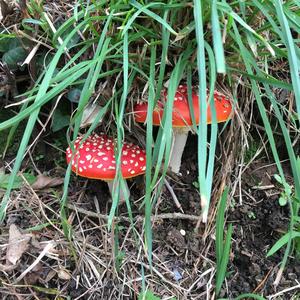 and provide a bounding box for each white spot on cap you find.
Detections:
[97,164,103,168]
[94,159,99,163]
[139,157,144,161]
[123,150,128,155]
[130,170,135,174]
[86,155,92,161]
[88,165,93,168]
[131,154,136,158]
[141,166,146,171]
[103,157,108,161]
[79,167,83,172]
[79,160,85,164]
